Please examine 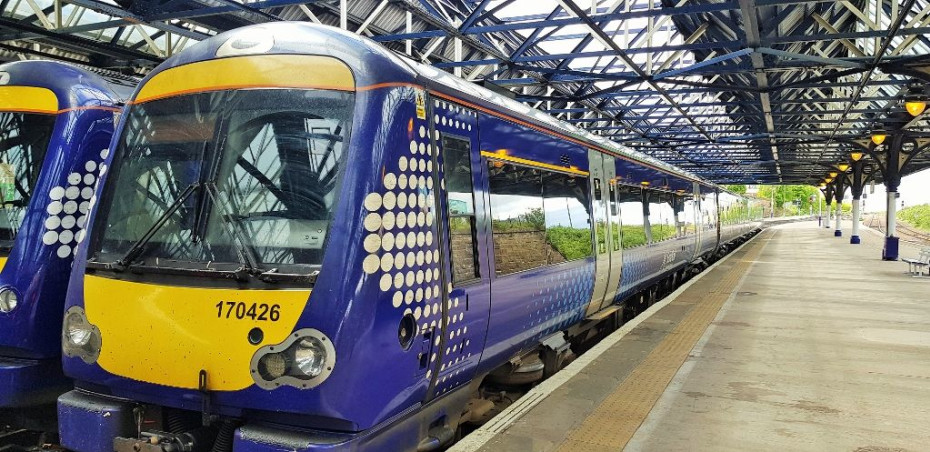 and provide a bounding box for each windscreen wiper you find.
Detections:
[204,182,262,280]
[114,182,200,269]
